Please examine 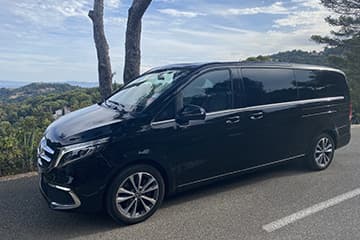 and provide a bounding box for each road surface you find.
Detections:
[1,127,360,240]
